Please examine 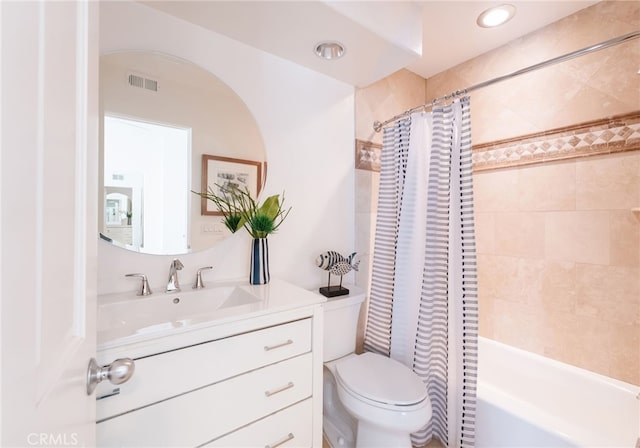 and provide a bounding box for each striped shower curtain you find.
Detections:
[364,98,478,447]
